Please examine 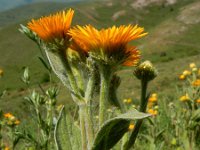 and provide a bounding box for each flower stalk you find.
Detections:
[124,61,157,150]
[124,79,149,150]
[79,106,87,150]
[99,65,112,126]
